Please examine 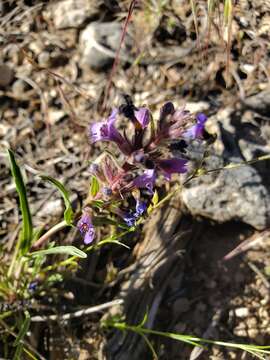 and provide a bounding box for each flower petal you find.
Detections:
[134,107,150,129]
[135,200,147,217]
[84,228,95,244]
[158,158,188,180]
[77,211,95,244]
[184,113,207,139]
